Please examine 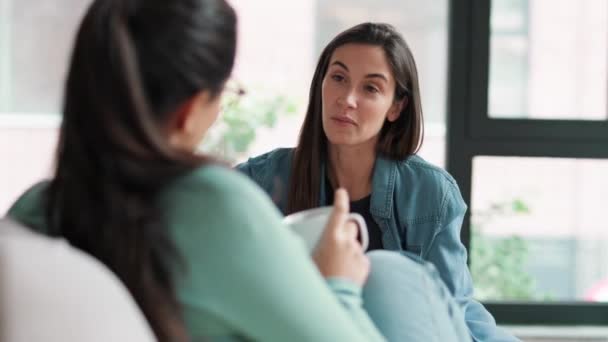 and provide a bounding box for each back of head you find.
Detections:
[47,0,237,340]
